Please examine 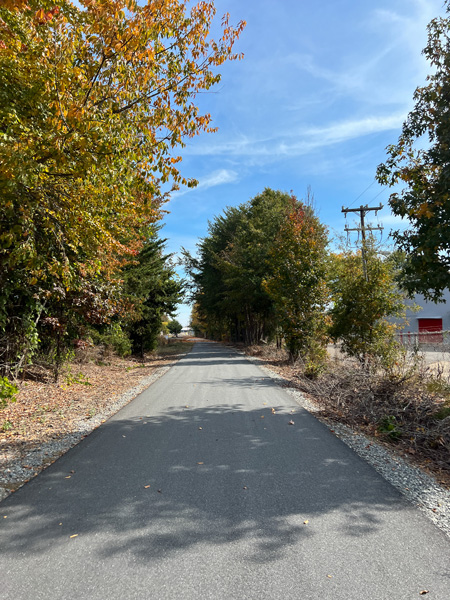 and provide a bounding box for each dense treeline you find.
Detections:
[0,0,244,378]
[184,189,292,345]
[183,188,330,371]
[185,188,407,375]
